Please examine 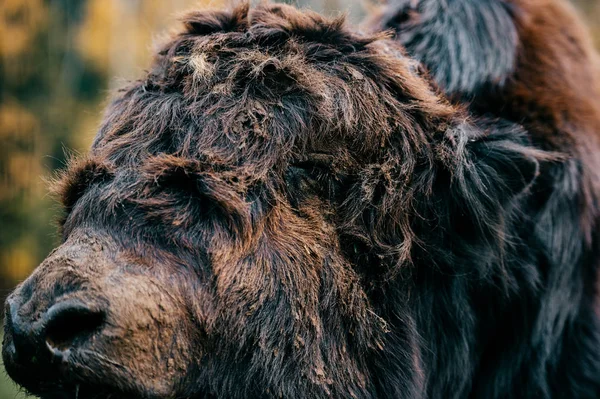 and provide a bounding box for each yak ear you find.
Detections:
[440,119,559,240]
[458,119,543,199]
[365,0,518,96]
